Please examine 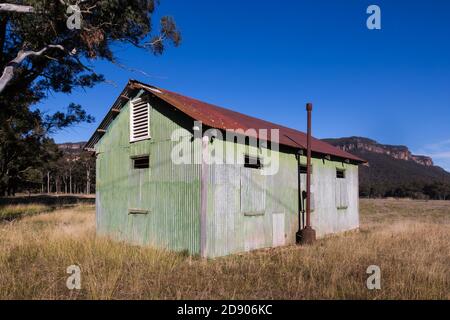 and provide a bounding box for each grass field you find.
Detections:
[0,199,448,300]
[0,204,54,221]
